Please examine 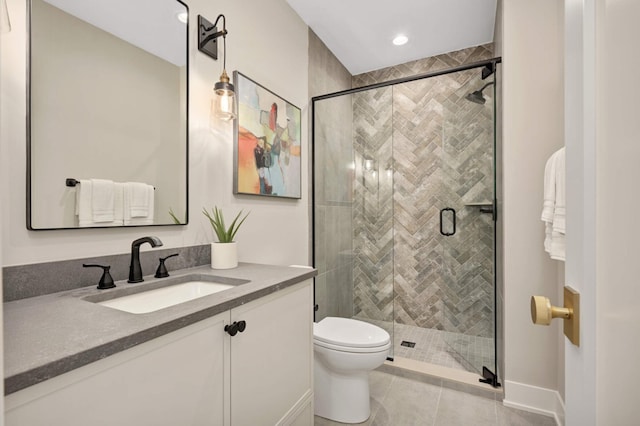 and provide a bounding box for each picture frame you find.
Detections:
[233,71,302,199]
